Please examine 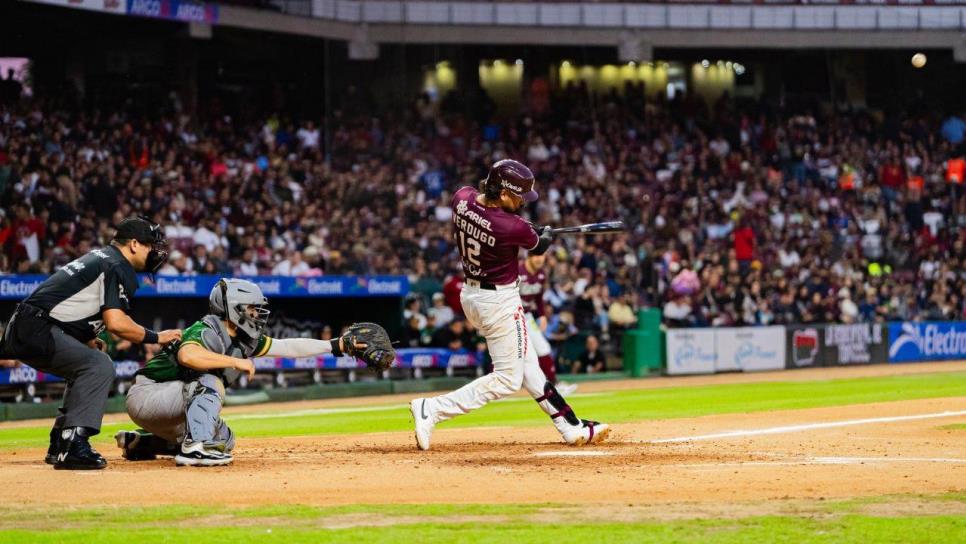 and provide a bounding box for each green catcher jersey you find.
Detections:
[138,314,272,383]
